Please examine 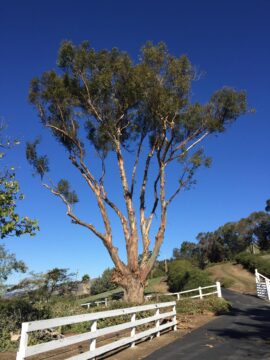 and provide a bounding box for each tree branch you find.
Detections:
[130,135,145,198]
